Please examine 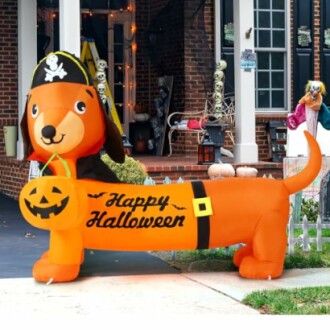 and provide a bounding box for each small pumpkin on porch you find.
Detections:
[236,166,258,177]
[19,176,88,230]
[208,162,235,179]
